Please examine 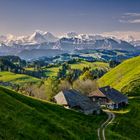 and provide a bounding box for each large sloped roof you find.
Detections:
[89,89,106,97]
[54,89,99,111]
[99,86,128,103]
